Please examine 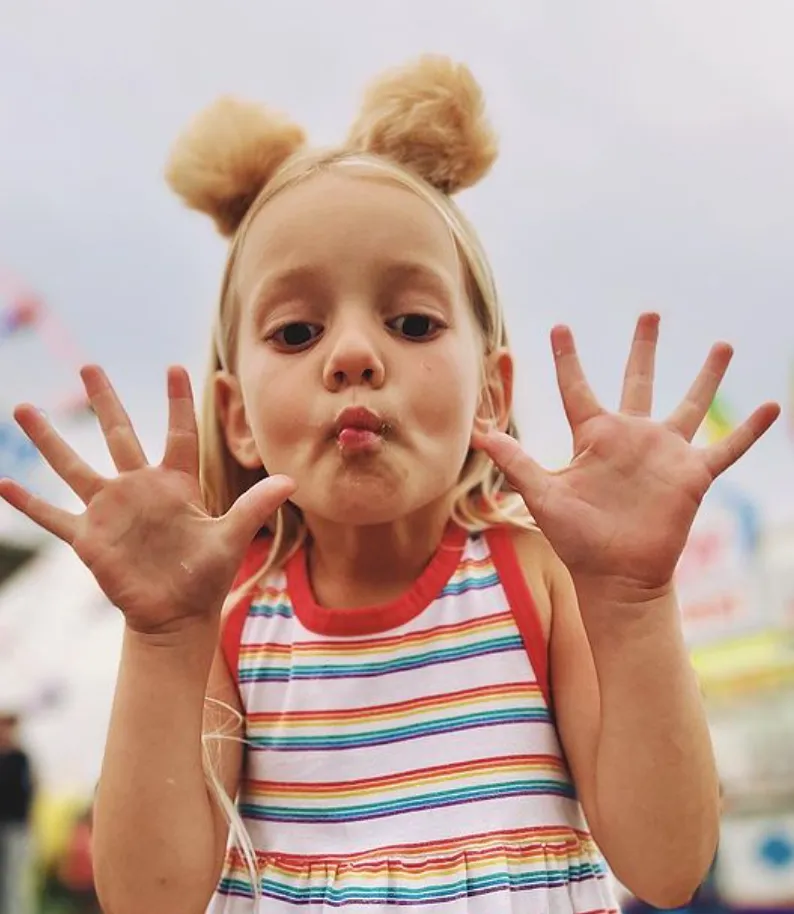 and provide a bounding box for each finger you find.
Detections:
[0,477,77,542]
[551,326,602,429]
[473,430,550,515]
[704,402,780,478]
[162,367,199,477]
[81,365,148,473]
[222,474,297,552]
[619,312,659,416]
[14,405,104,504]
[665,343,733,441]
